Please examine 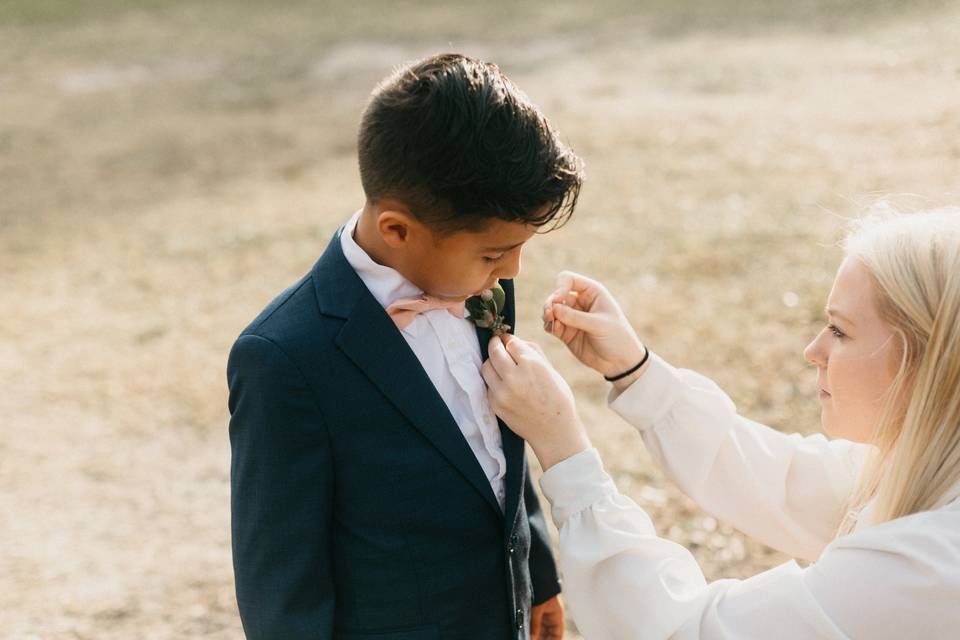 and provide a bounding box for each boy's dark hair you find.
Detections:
[358,53,583,235]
